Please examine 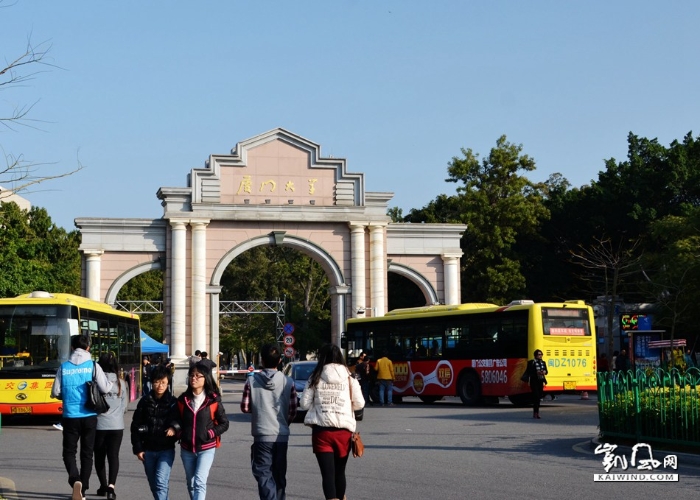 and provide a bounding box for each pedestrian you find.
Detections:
[300,344,364,500]
[598,352,610,373]
[189,350,202,368]
[94,352,128,500]
[355,352,370,405]
[240,343,297,500]
[525,349,548,419]
[142,356,152,397]
[50,334,113,500]
[169,362,229,500]
[131,364,179,500]
[615,349,630,372]
[374,350,395,406]
[199,351,217,376]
